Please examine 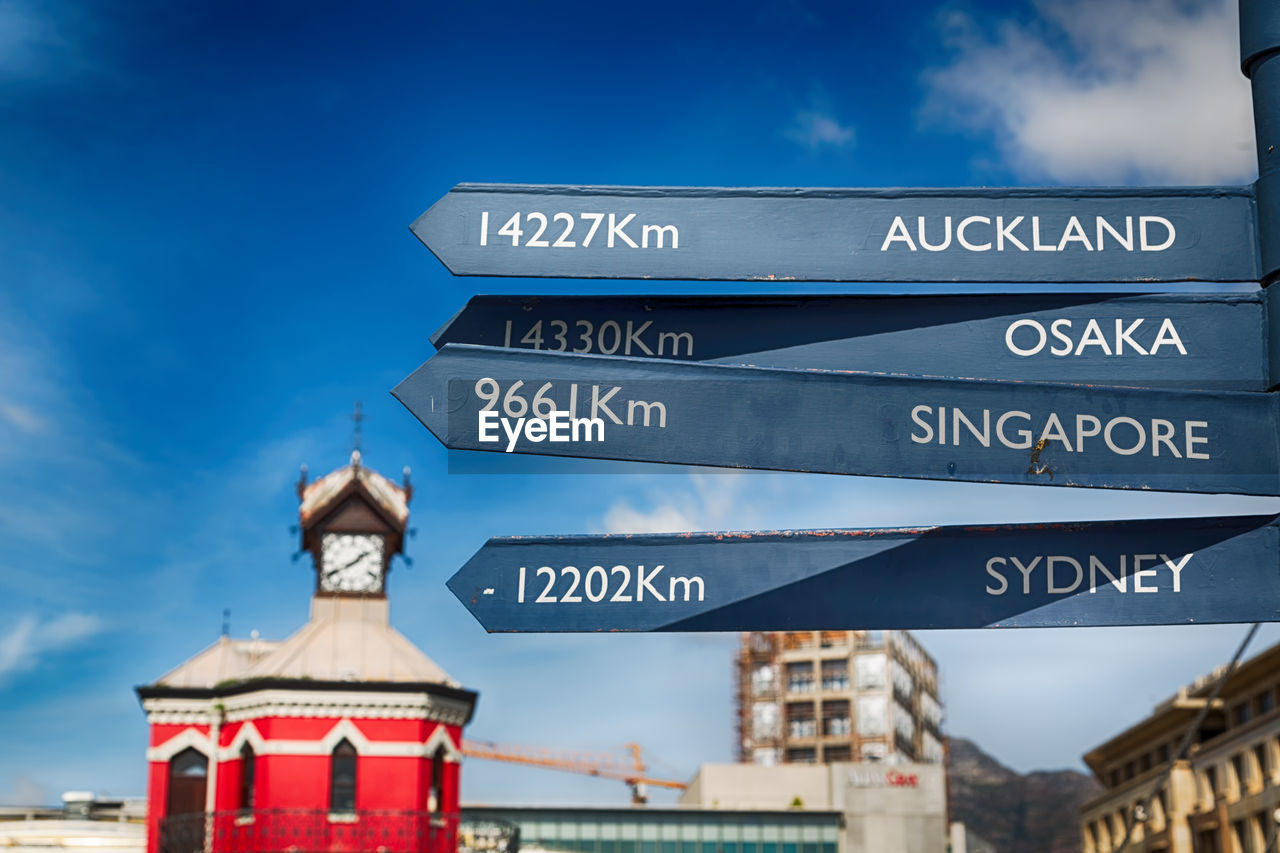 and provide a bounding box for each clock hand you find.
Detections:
[340,548,373,571]
[324,550,370,578]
